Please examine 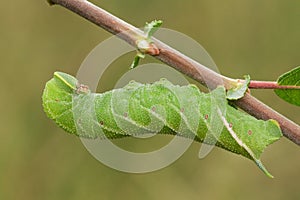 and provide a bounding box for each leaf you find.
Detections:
[144,20,163,38]
[130,52,145,69]
[226,75,250,100]
[275,66,300,106]
[129,20,162,69]
[42,72,282,177]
